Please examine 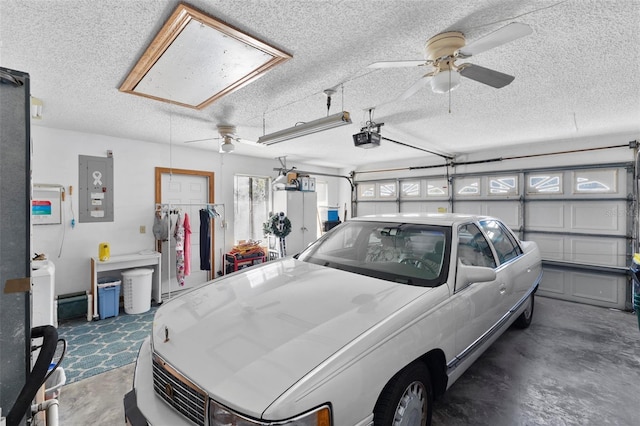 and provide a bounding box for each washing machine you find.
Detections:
[31,259,56,328]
